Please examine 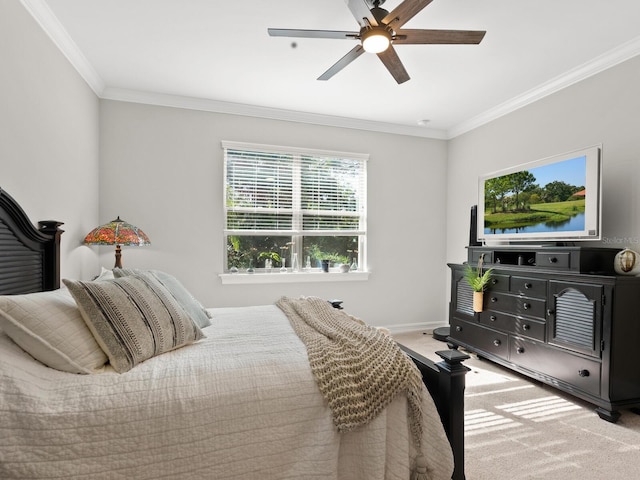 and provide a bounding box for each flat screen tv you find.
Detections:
[478,145,602,244]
